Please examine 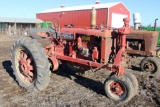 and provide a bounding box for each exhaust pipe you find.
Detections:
[91,7,96,28]
[154,18,158,31]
